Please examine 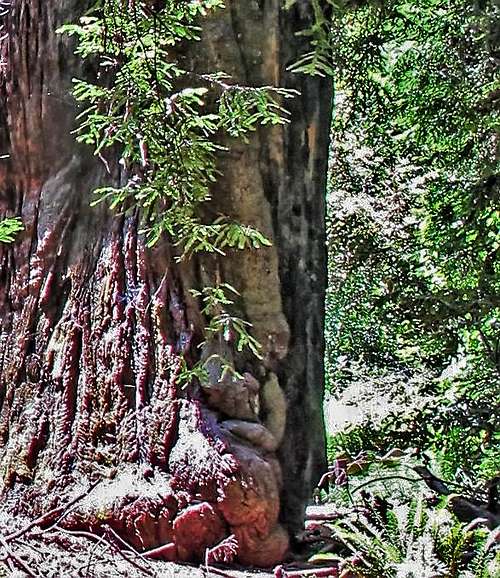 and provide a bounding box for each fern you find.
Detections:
[329,495,499,578]
[466,530,500,578]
